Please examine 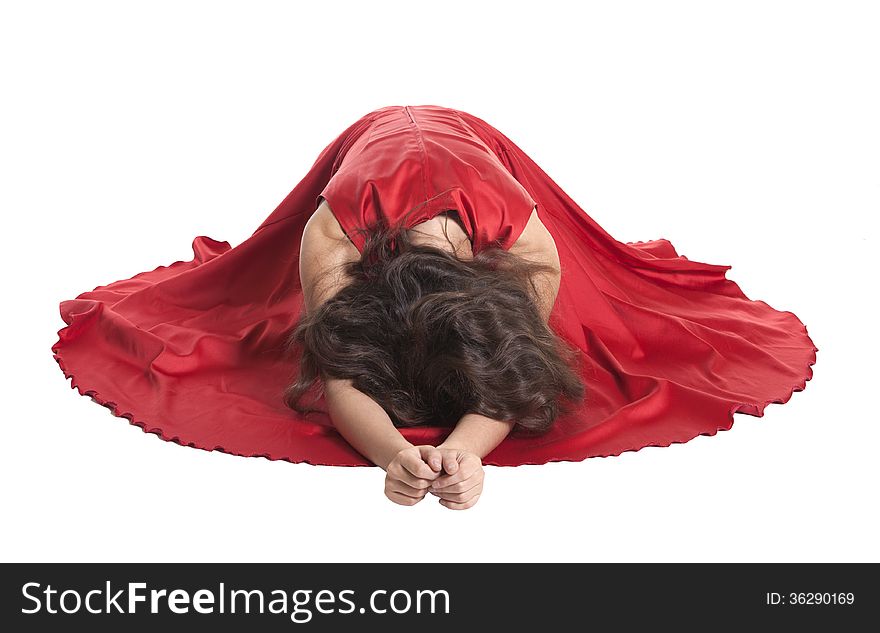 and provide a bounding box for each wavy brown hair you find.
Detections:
[282,211,586,435]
